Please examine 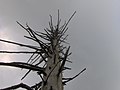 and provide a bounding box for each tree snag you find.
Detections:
[0,10,86,90]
